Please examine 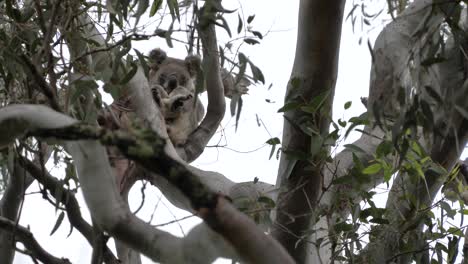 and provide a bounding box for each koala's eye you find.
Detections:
[179,76,187,86]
